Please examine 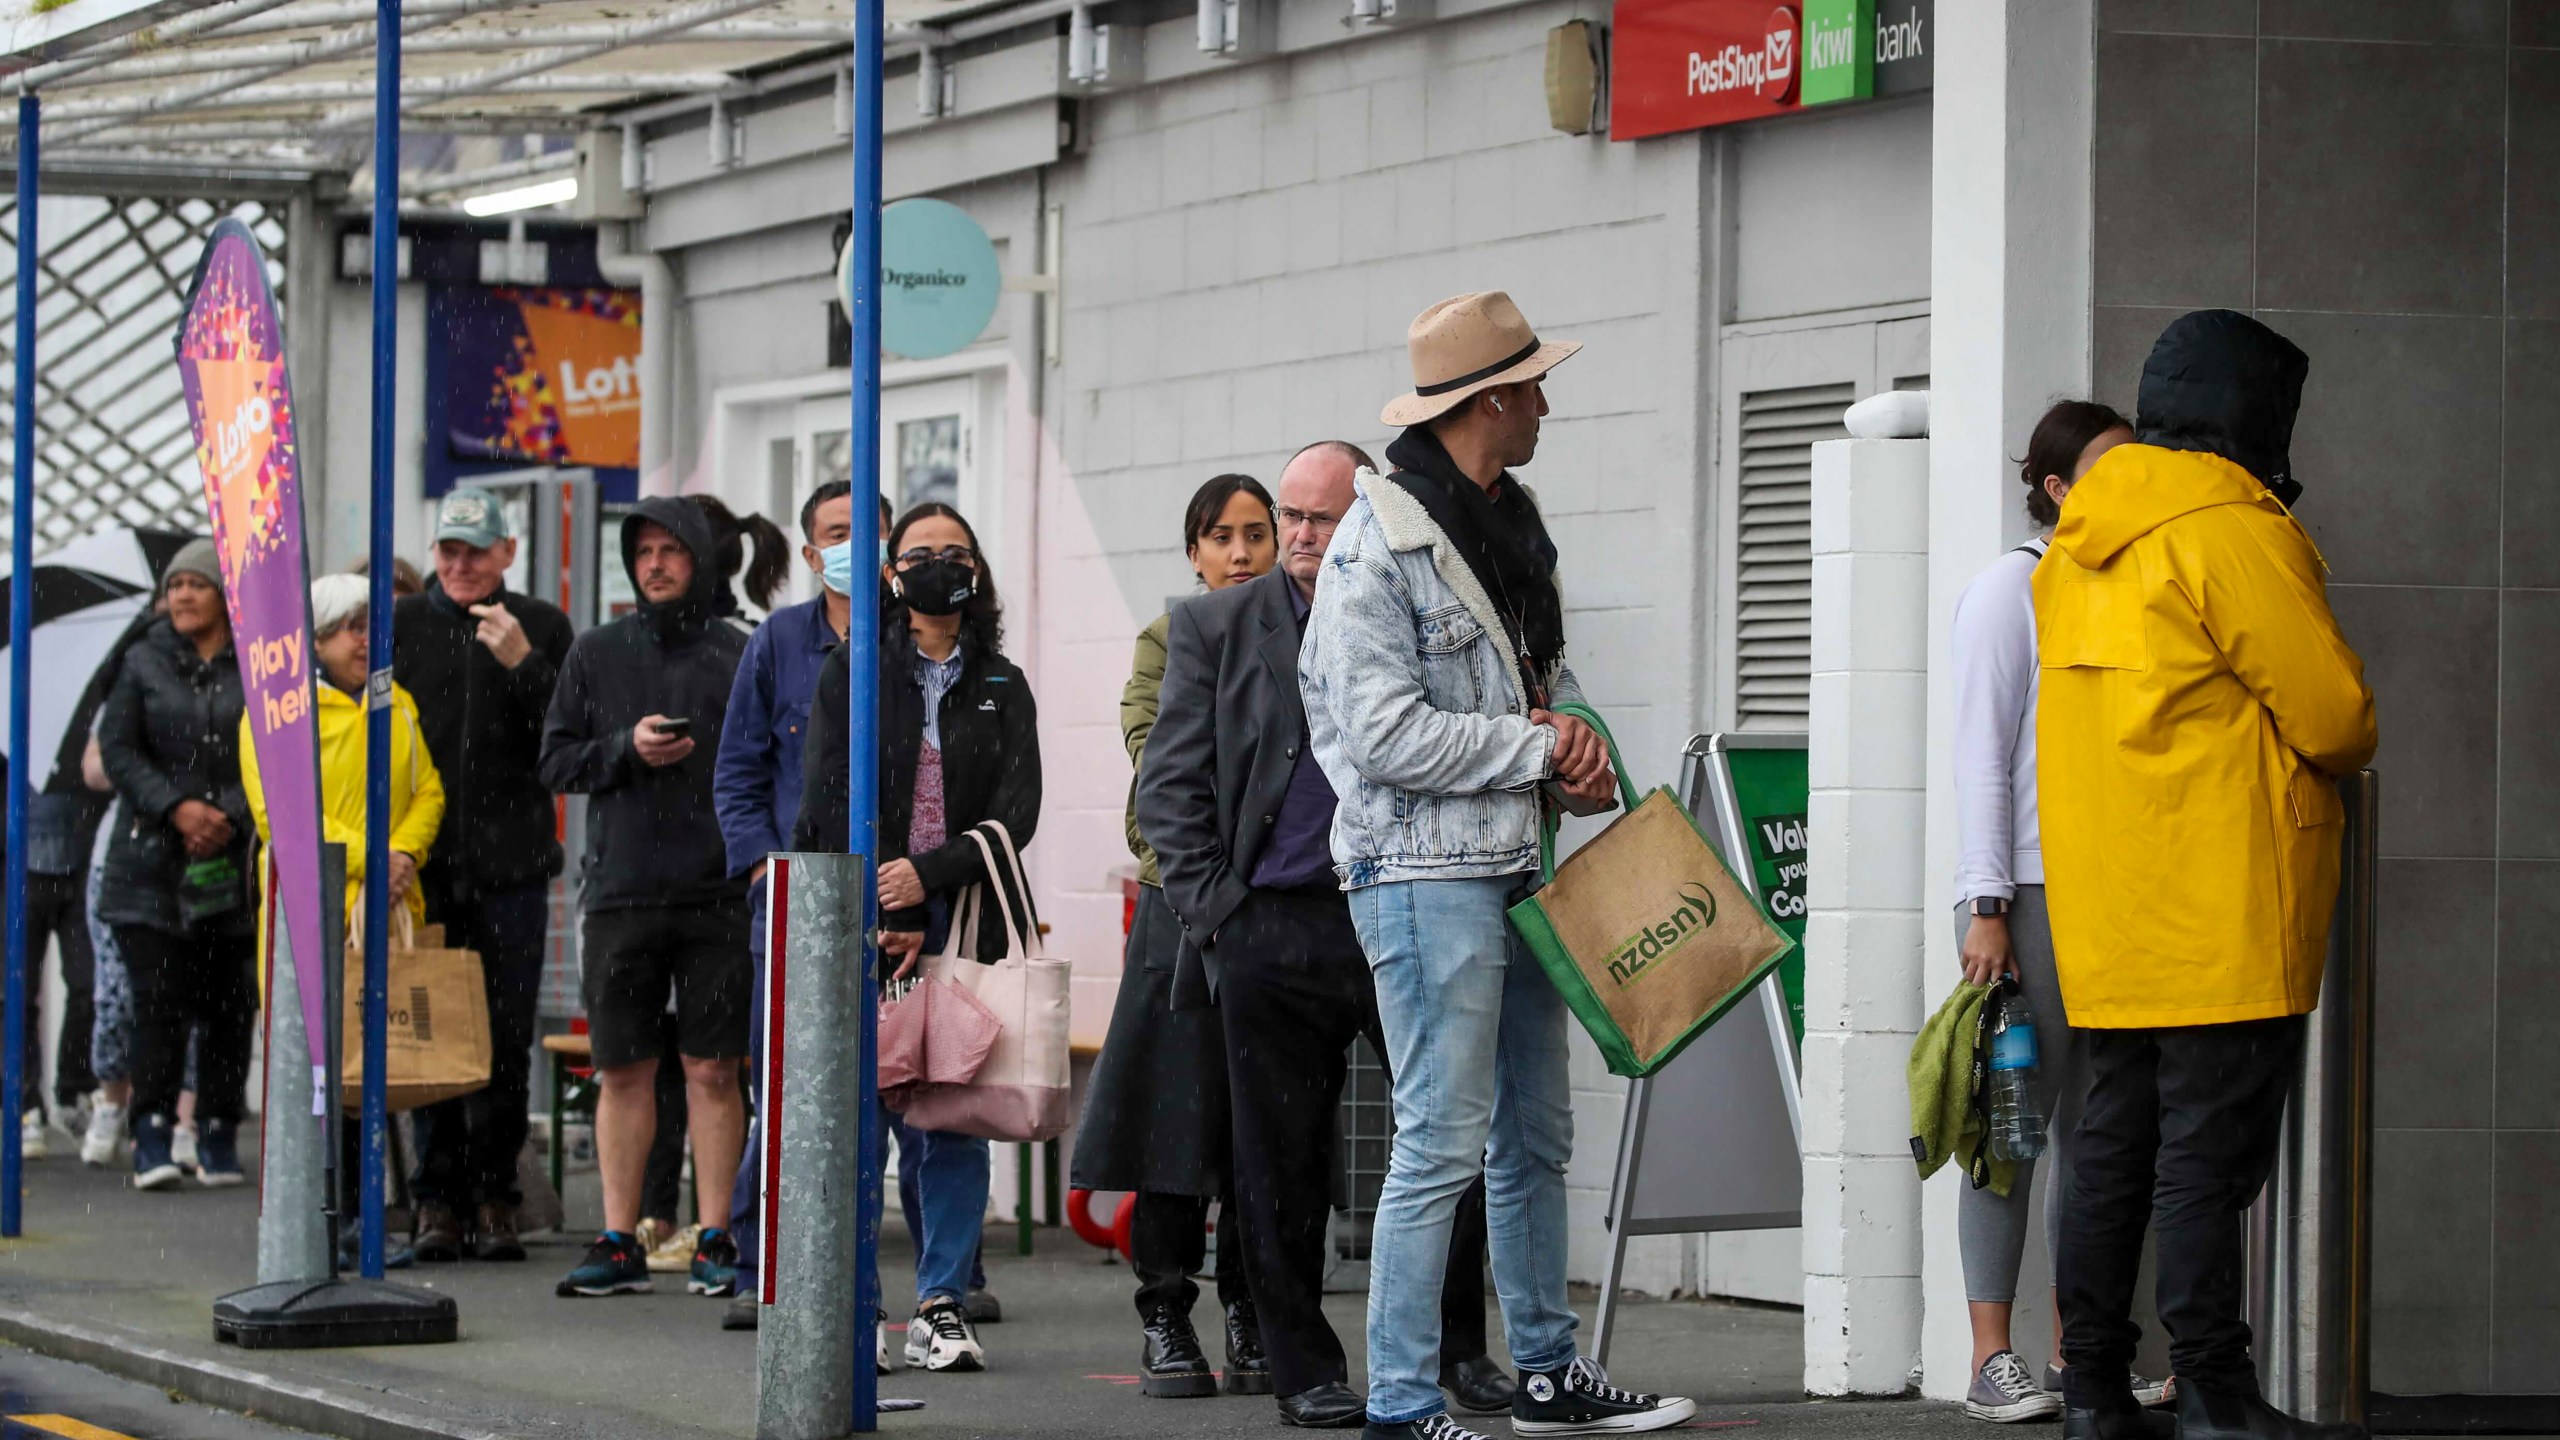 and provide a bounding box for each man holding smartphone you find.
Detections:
[539,497,751,1302]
